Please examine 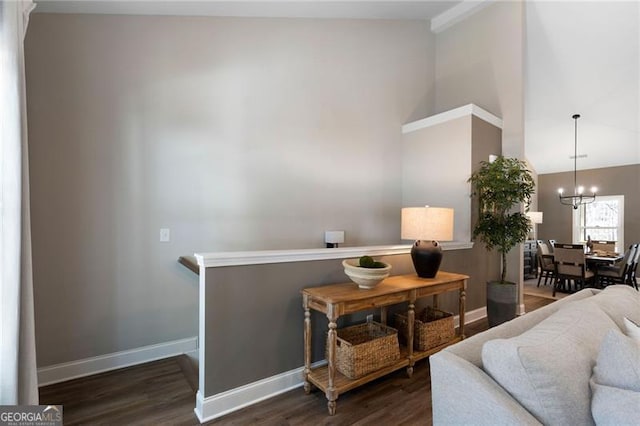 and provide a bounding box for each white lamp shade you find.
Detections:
[526,211,543,224]
[401,207,454,241]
